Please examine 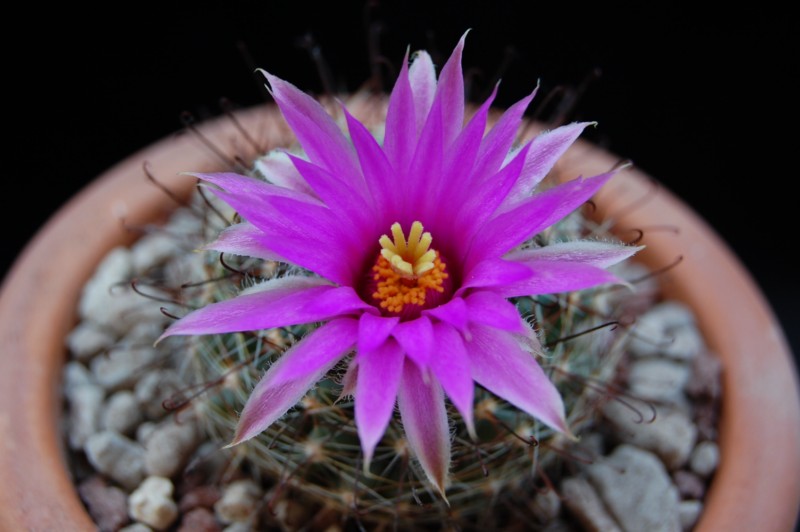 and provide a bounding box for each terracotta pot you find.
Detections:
[1,103,798,531]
